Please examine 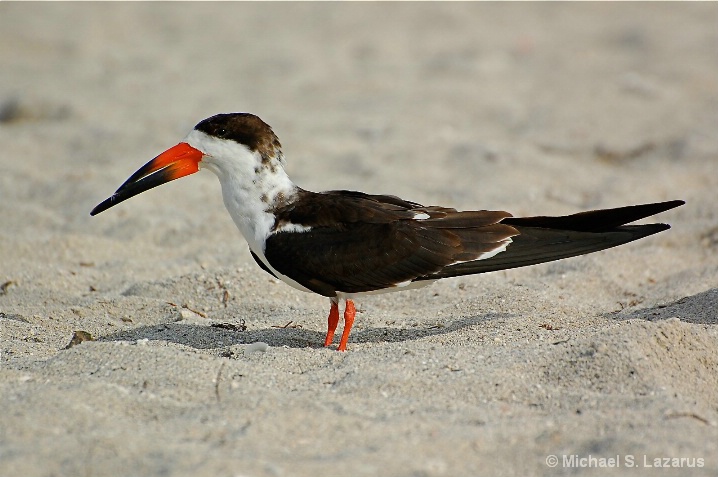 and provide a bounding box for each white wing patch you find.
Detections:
[413,212,430,220]
[444,237,513,267]
[477,237,513,260]
[274,222,312,234]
